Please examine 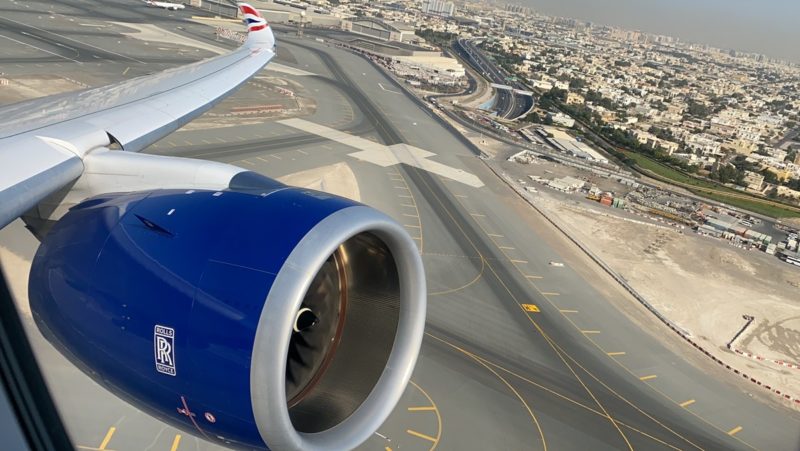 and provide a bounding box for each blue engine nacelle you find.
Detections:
[28,173,426,450]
